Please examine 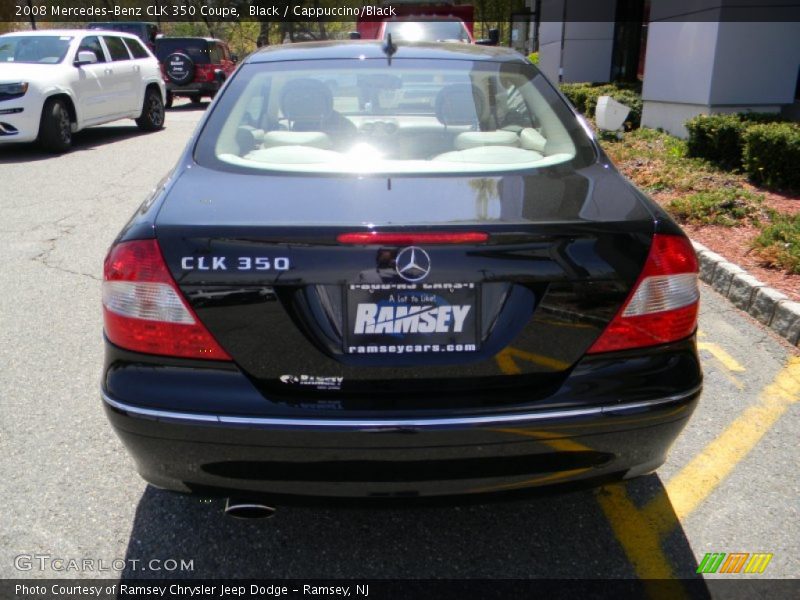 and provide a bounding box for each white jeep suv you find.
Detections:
[0,30,166,152]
